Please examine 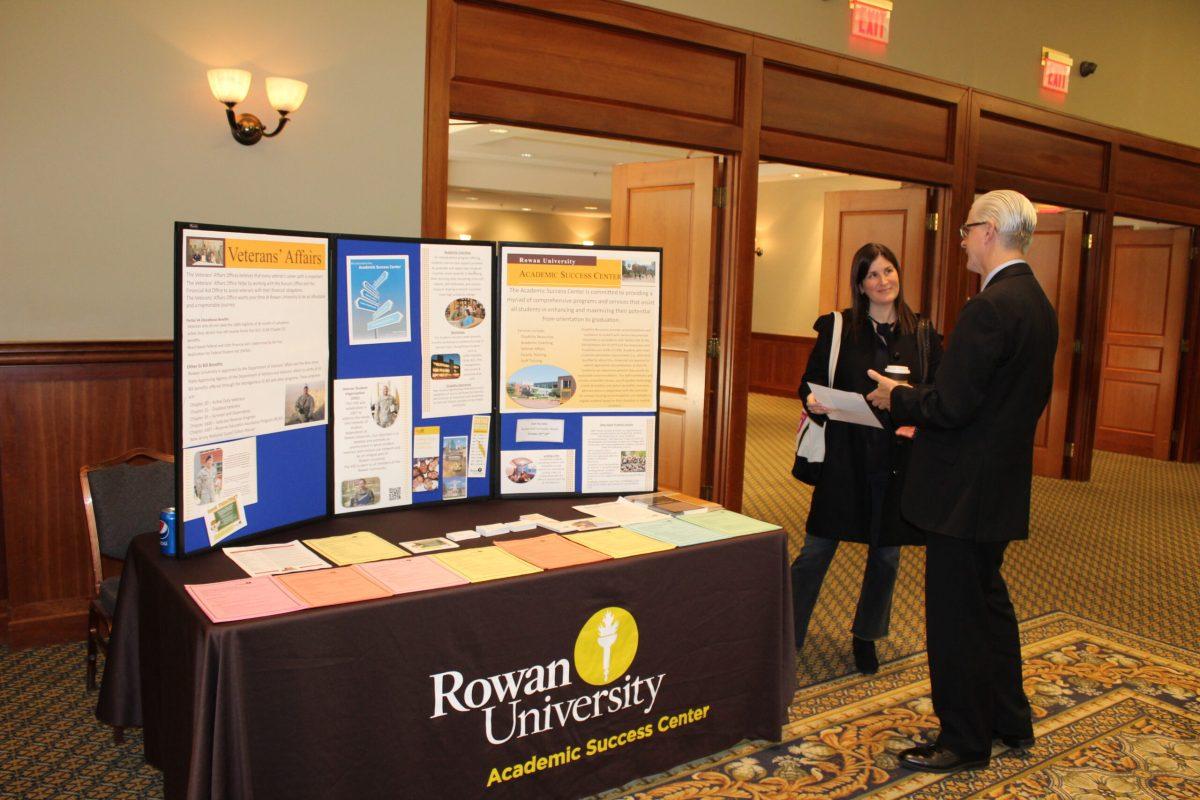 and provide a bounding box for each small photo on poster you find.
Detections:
[341,477,380,509]
[413,457,440,492]
[506,365,577,410]
[505,456,538,485]
[430,353,461,380]
[621,259,657,283]
[621,450,648,473]
[347,255,412,345]
[443,436,468,478]
[444,298,486,330]
[193,447,223,504]
[186,236,225,267]
[284,381,326,426]
[369,381,402,428]
[443,476,467,500]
